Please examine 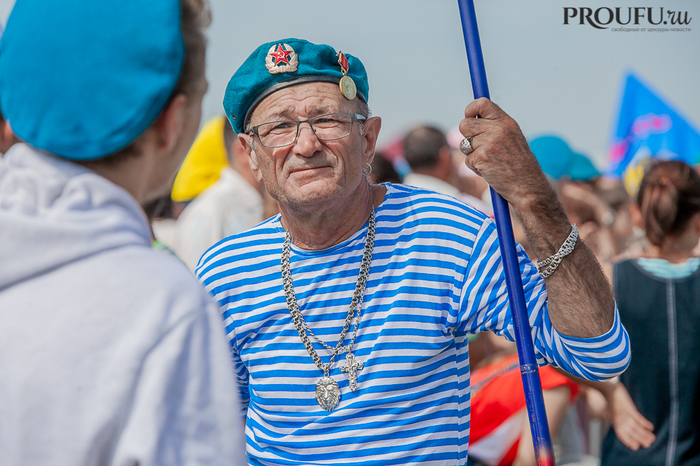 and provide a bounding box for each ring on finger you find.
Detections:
[460,137,473,155]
